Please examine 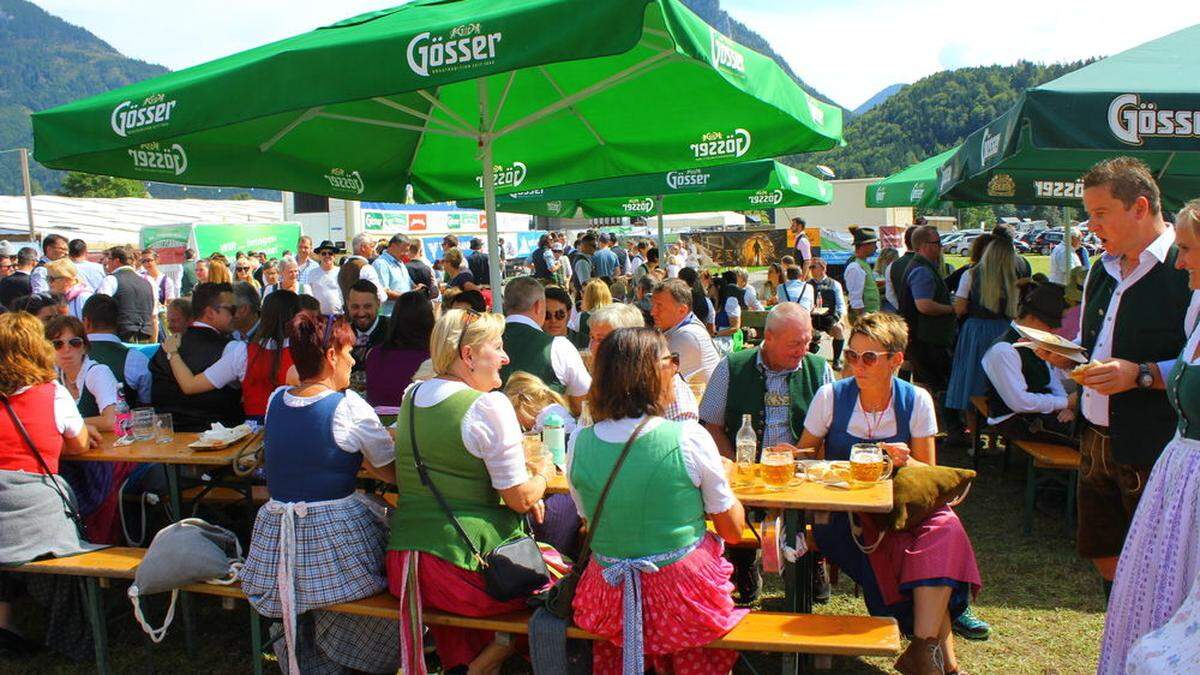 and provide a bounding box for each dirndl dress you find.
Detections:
[1098,334,1200,674]
[240,495,399,674]
[946,316,1009,411]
